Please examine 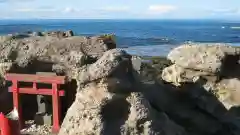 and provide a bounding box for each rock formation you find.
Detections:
[59,49,187,135]
[162,43,240,109]
[0,31,116,114]
[2,31,240,135]
[162,43,240,135]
